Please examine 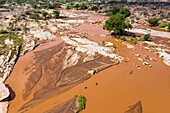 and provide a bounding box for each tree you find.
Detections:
[104,14,129,35]
[108,7,131,18]
[147,18,160,26]
[103,7,131,35]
